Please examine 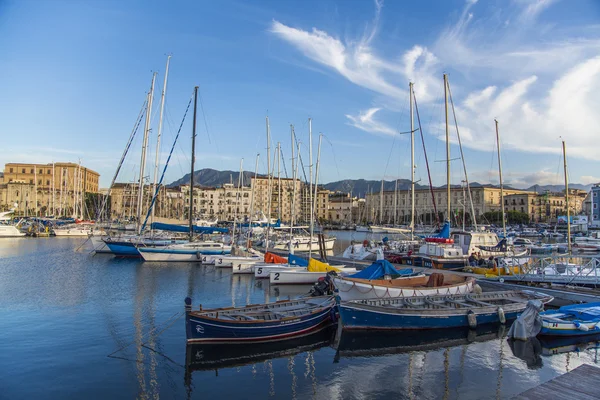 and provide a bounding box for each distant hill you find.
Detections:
[168,168,593,195]
[524,184,593,193]
[168,168,265,187]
